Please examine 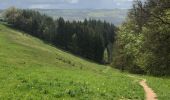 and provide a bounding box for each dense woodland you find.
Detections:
[4,8,115,63]
[3,0,170,76]
[113,0,170,76]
